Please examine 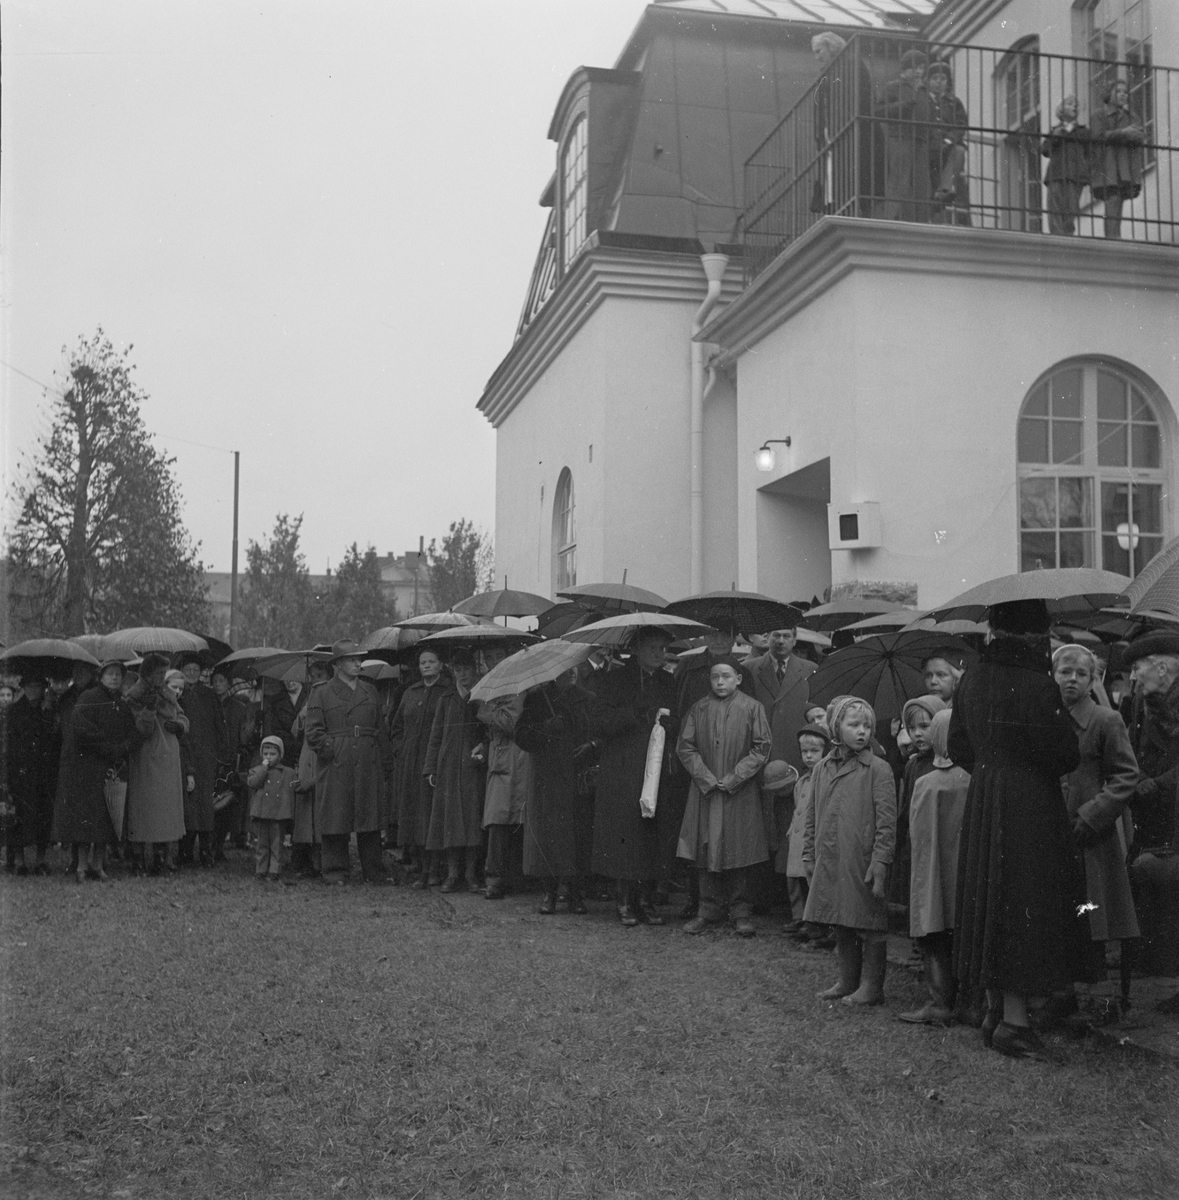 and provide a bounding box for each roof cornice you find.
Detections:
[478,236,743,428]
[700,218,1179,363]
